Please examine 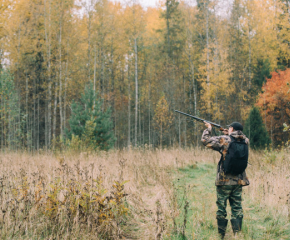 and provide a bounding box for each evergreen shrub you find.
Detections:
[244,106,270,149]
[66,84,115,151]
